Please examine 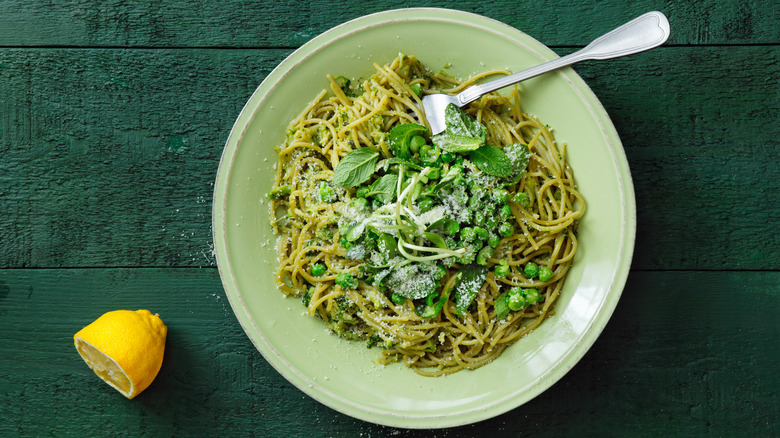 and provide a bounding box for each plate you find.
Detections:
[213,8,635,429]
